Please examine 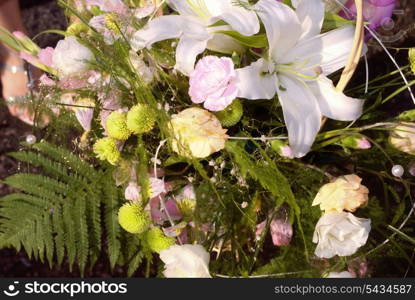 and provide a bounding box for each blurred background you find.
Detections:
[0,0,414,277]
